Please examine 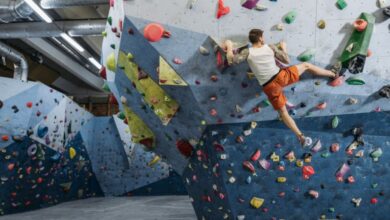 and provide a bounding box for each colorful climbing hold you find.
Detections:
[311,140,322,153]
[216,0,230,19]
[302,166,315,179]
[337,0,348,10]
[317,20,326,29]
[1,135,9,142]
[298,48,316,62]
[243,161,256,173]
[241,0,260,9]
[309,190,319,199]
[316,102,327,110]
[106,53,116,71]
[69,147,76,159]
[330,143,340,153]
[353,19,368,32]
[250,197,264,209]
[284,10,297,24]
[332,116,340,129]
[370,148,383,162]
[346,77,365,85]
[251,149,261,161]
